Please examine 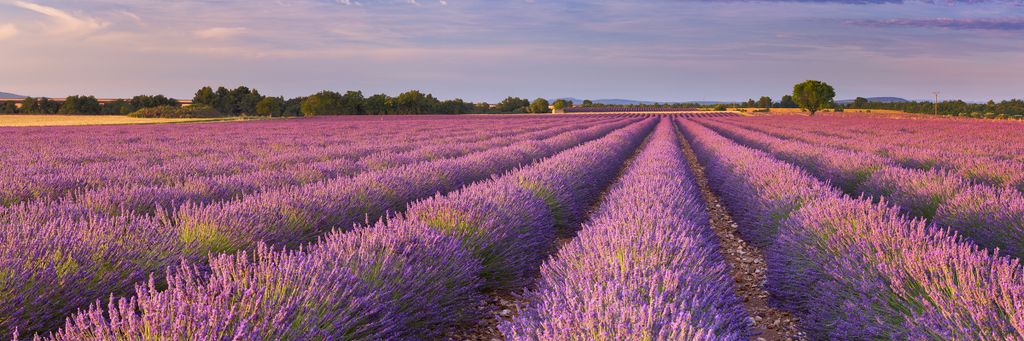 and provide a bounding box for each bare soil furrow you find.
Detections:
[674,120,806,341]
